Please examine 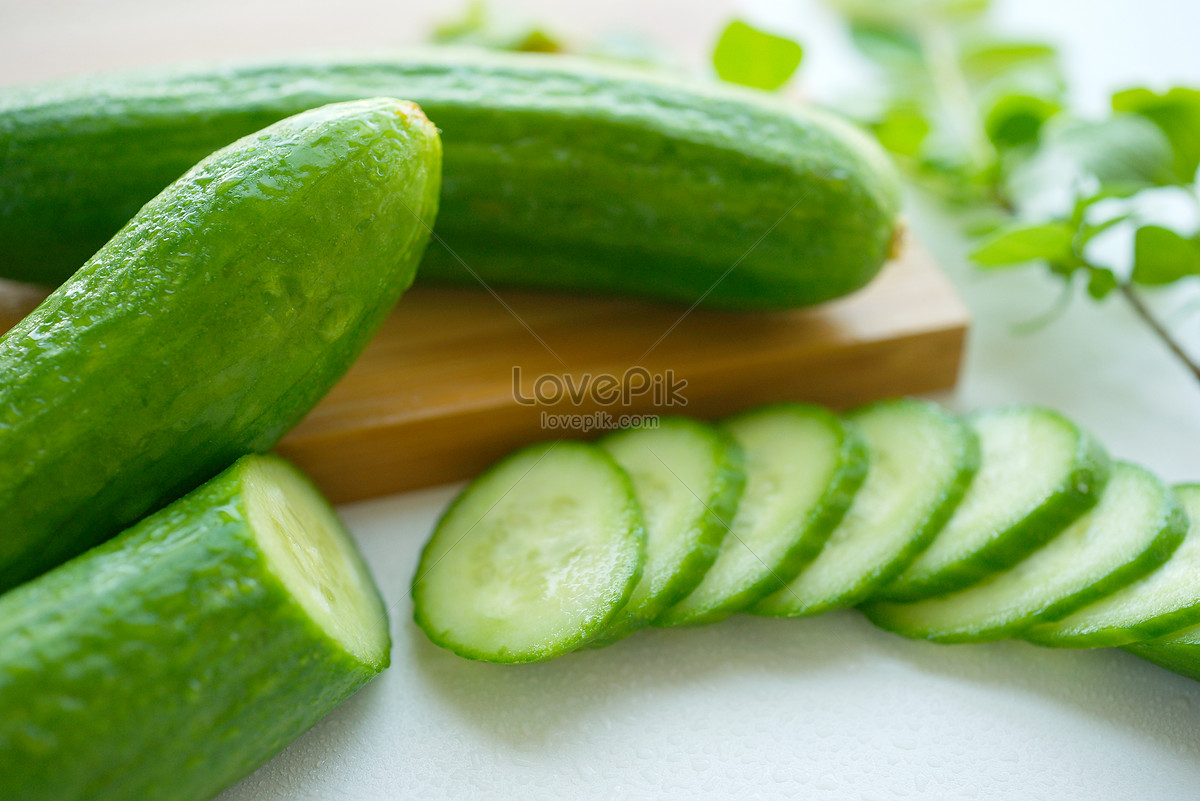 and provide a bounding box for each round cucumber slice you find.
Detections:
[412,441,644,663]
[588,418,746,646]
[862,462,1187,643]
[877,406,1110,602]
[653,404,867,627]
[1026,484,1200,648]
[751,399,979,618]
